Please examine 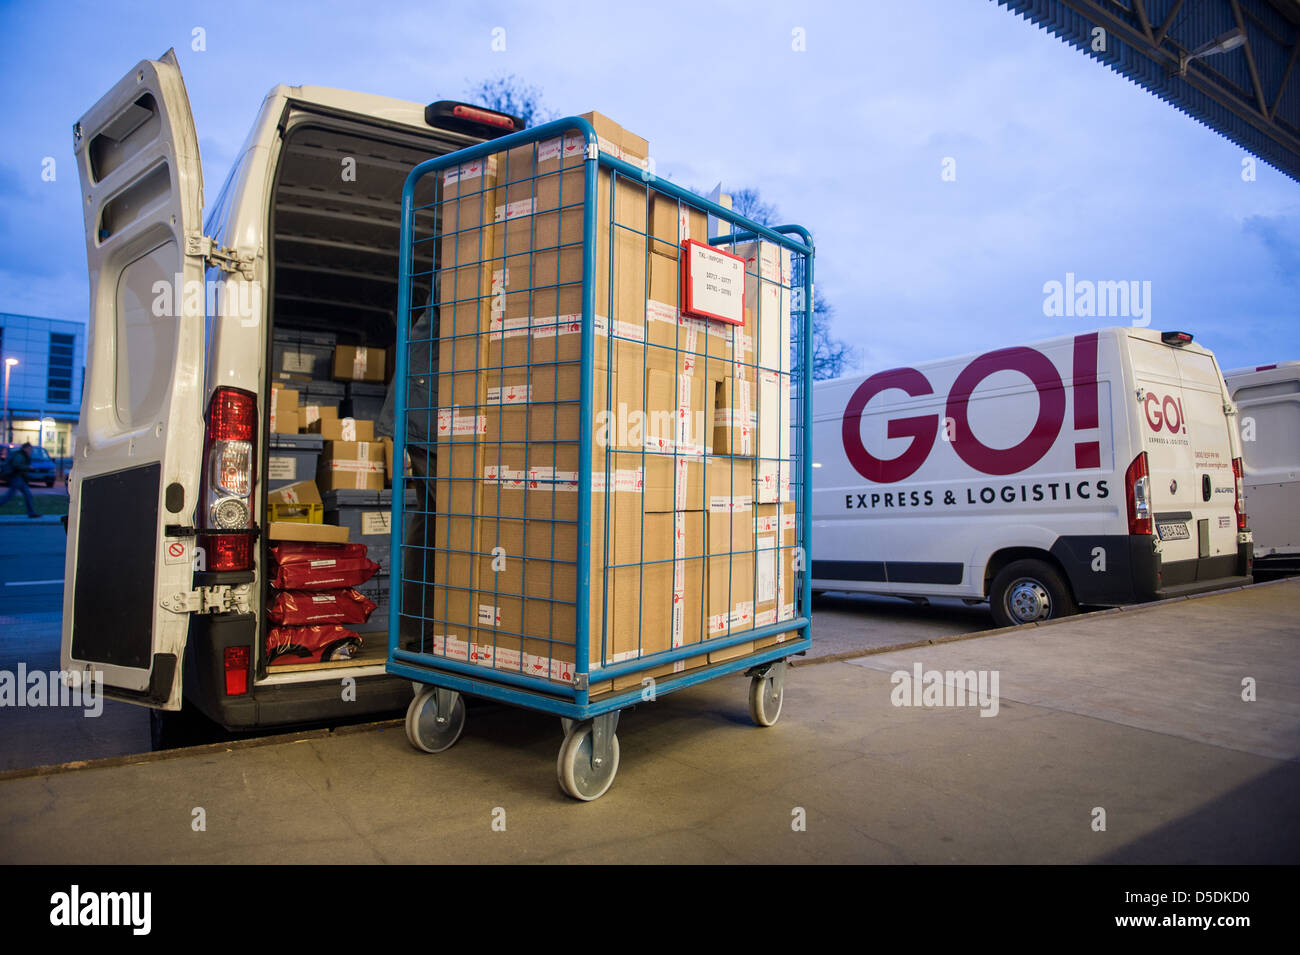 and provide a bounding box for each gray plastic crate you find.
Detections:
[272,330,337,380]
[301,380,346,403]
[323,487,417,577]
[266,433,323,491]
[343,380,387,421]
